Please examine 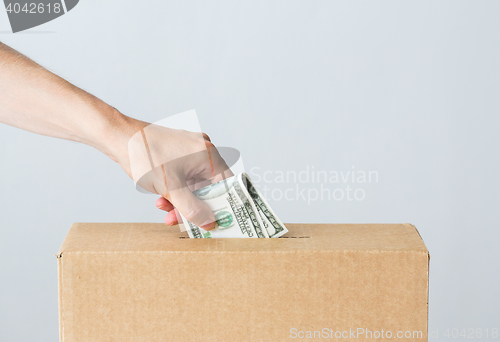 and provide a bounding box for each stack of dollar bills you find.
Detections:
[180,173,288,238]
